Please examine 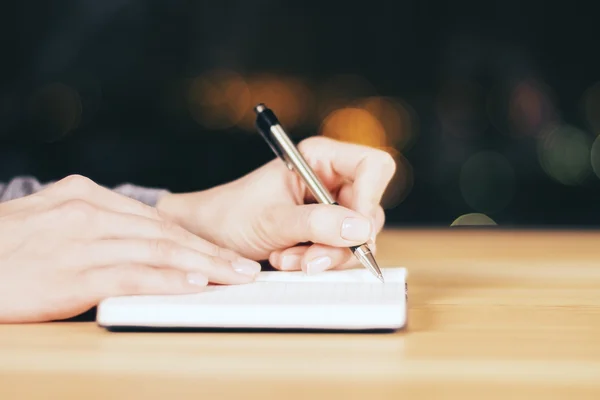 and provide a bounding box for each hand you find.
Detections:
[157,137,396,274]
[0,175,261,323]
